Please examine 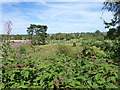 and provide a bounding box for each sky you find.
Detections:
[0,0,113,34]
